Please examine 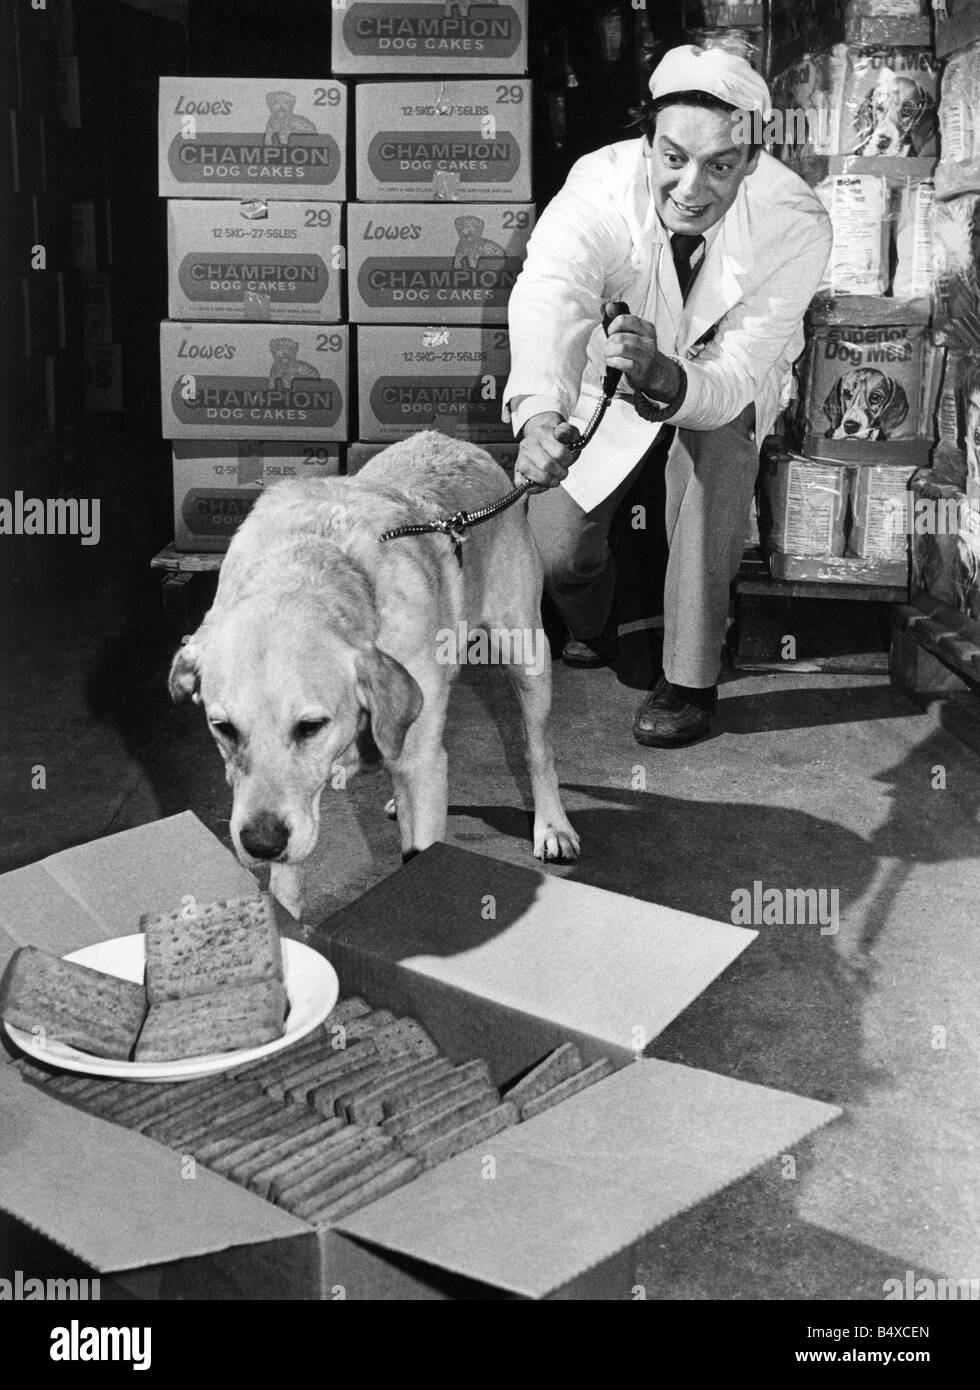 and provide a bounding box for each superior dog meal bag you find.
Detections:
[798,304,930,457]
